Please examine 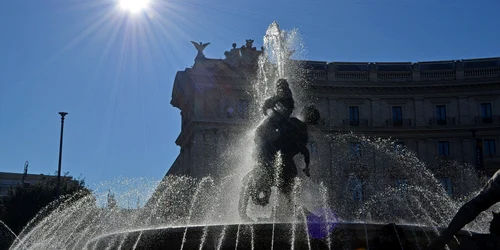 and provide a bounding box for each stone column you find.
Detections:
[458,96,469,125]
[328,98,338,126]
[321,97,330,126]
[371,98,380,127]
[417,139,427,163]
[462,138,474,165]
[414,98,425,127]
[426,139,437,166]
